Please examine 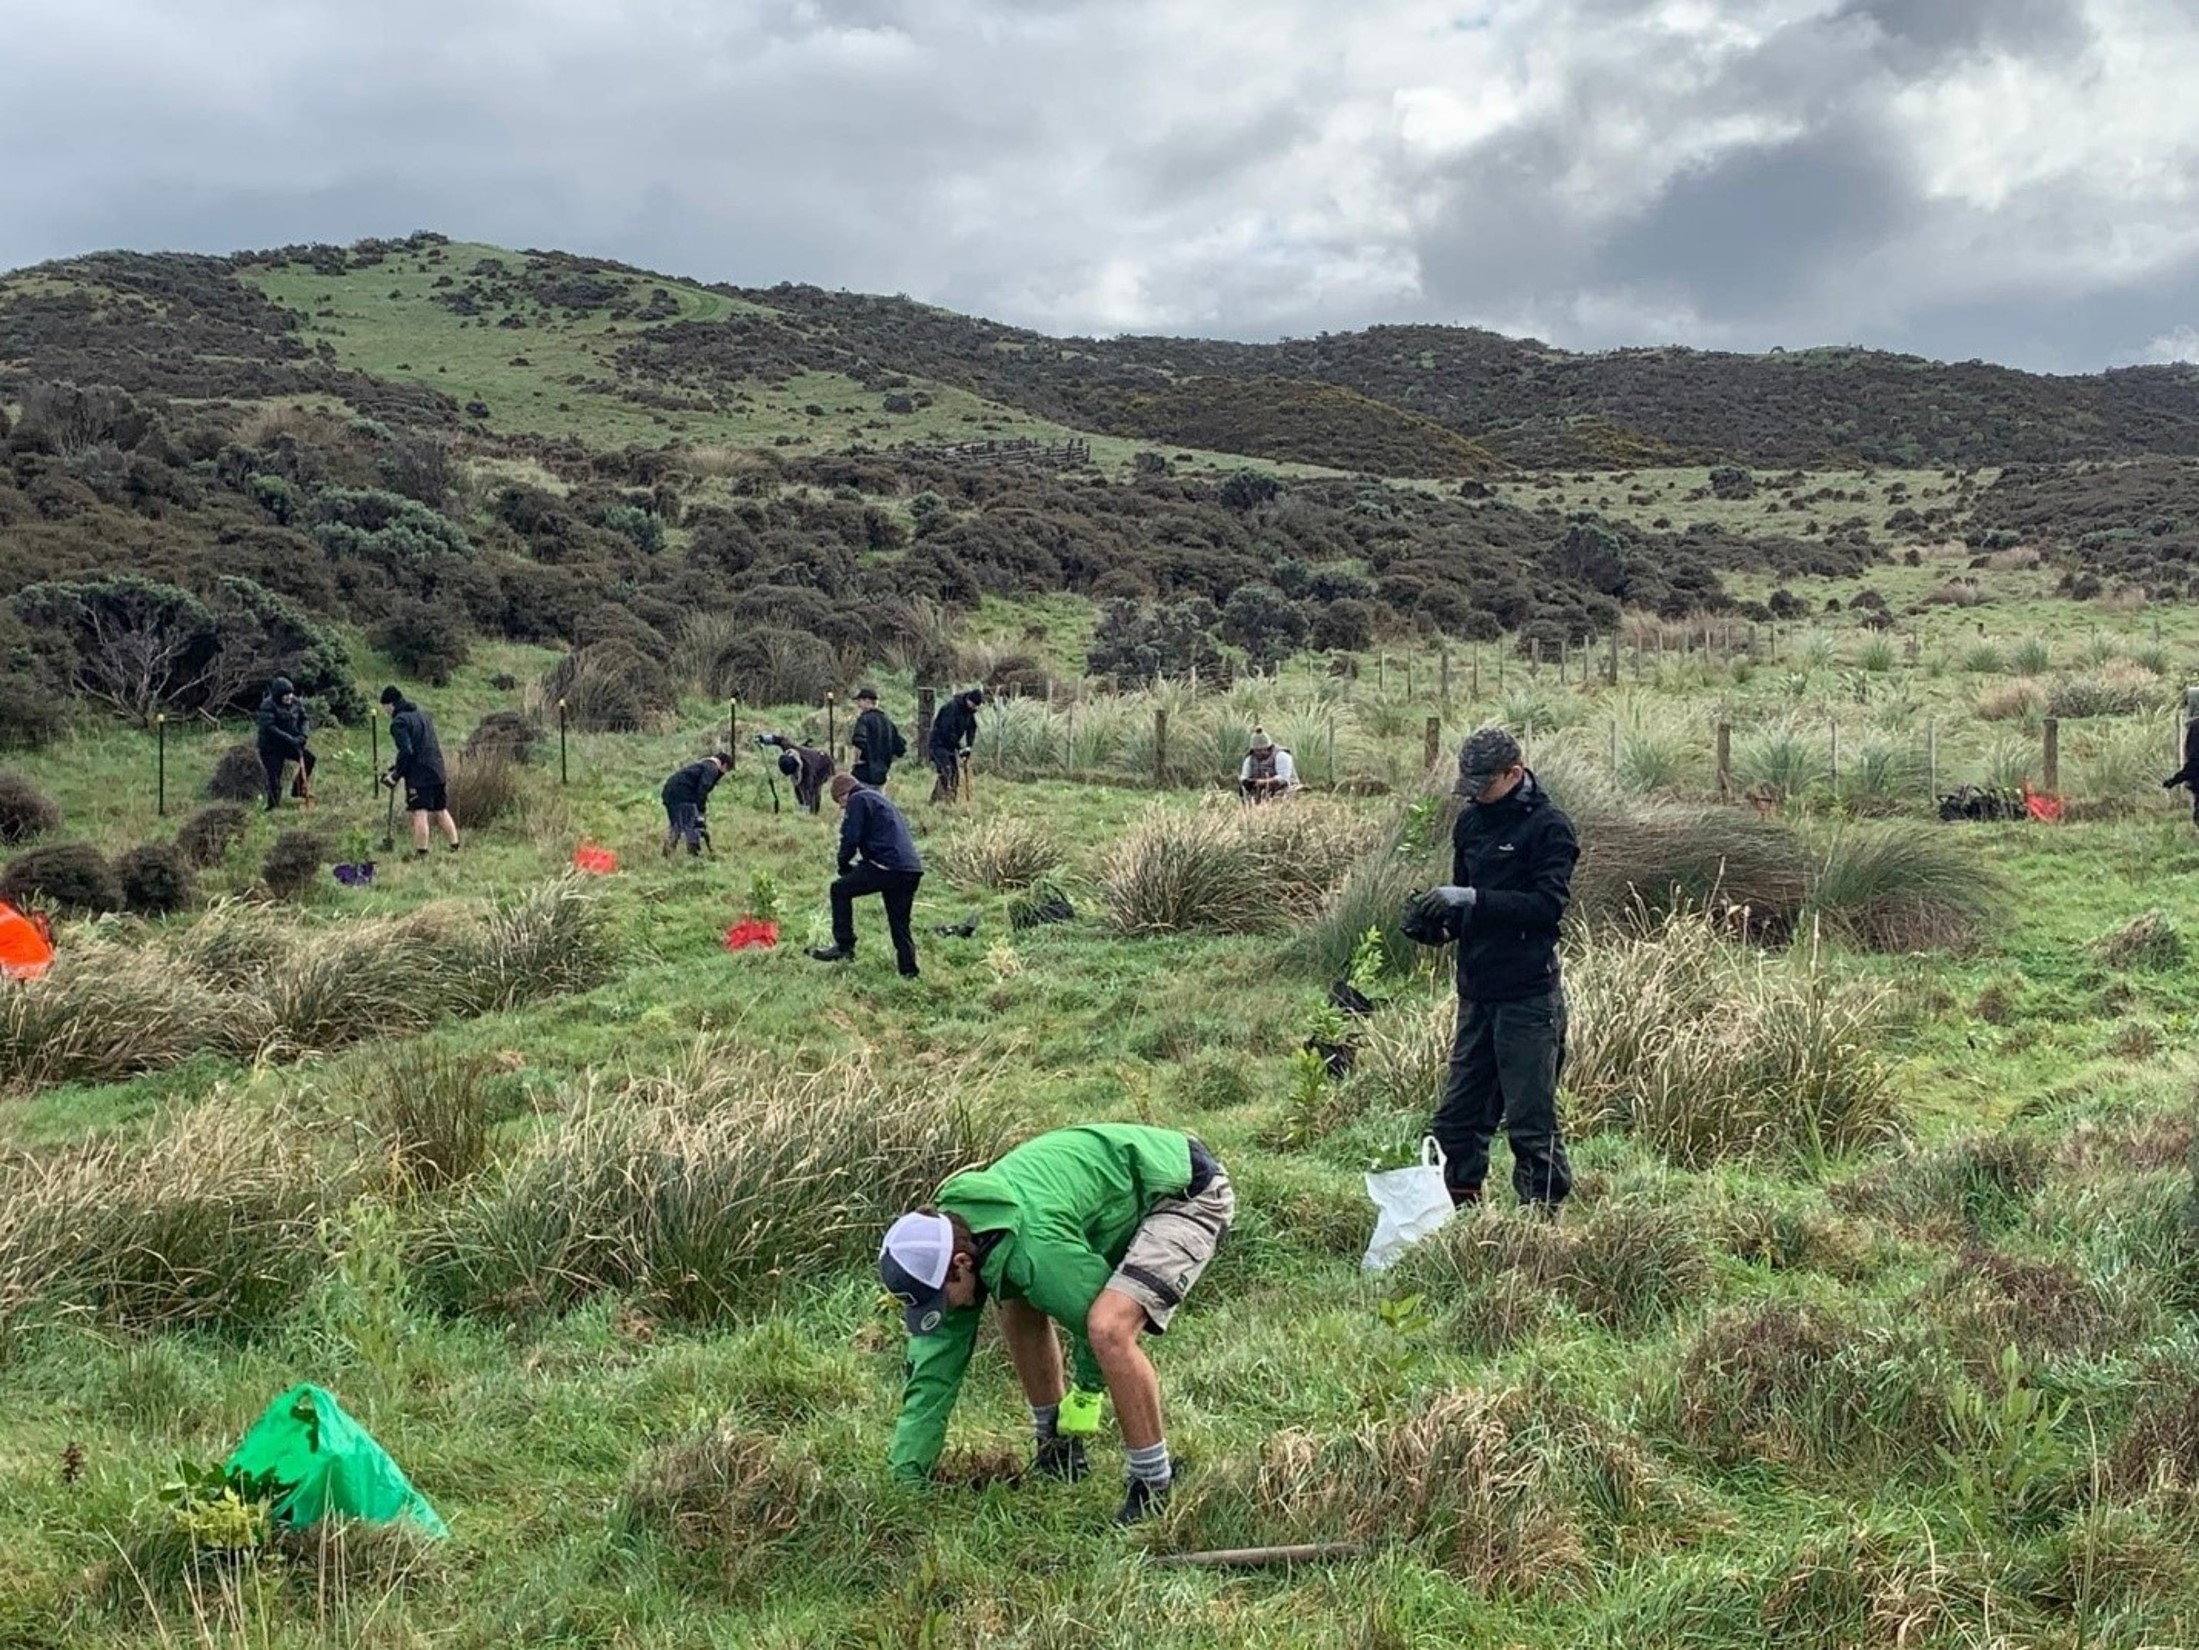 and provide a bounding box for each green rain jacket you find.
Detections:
[888,1123,1197,1482]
